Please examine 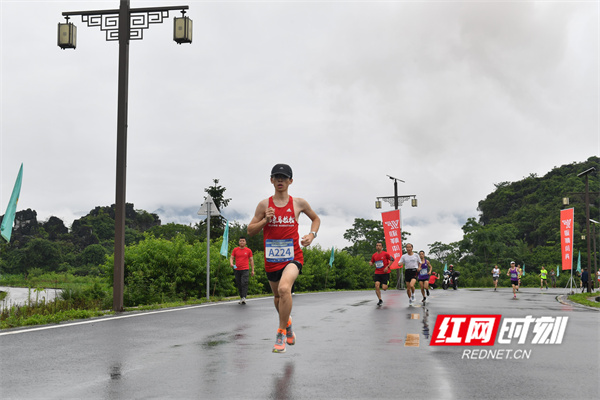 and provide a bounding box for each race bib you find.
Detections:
[266,239,294,263]
[375,260,384,269]
[419,268,428,277]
